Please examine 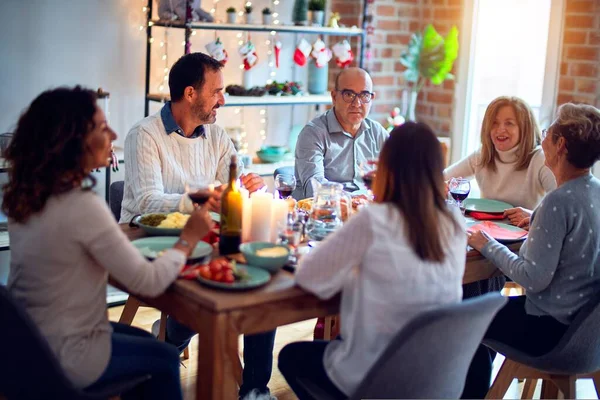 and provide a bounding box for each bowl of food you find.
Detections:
[239,242,290,273]
[131,212,190,236]
[131,236,213,264]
